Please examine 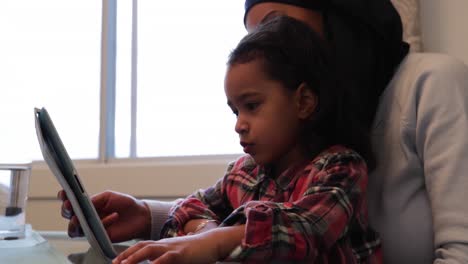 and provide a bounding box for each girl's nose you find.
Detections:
[235,116,248,135]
